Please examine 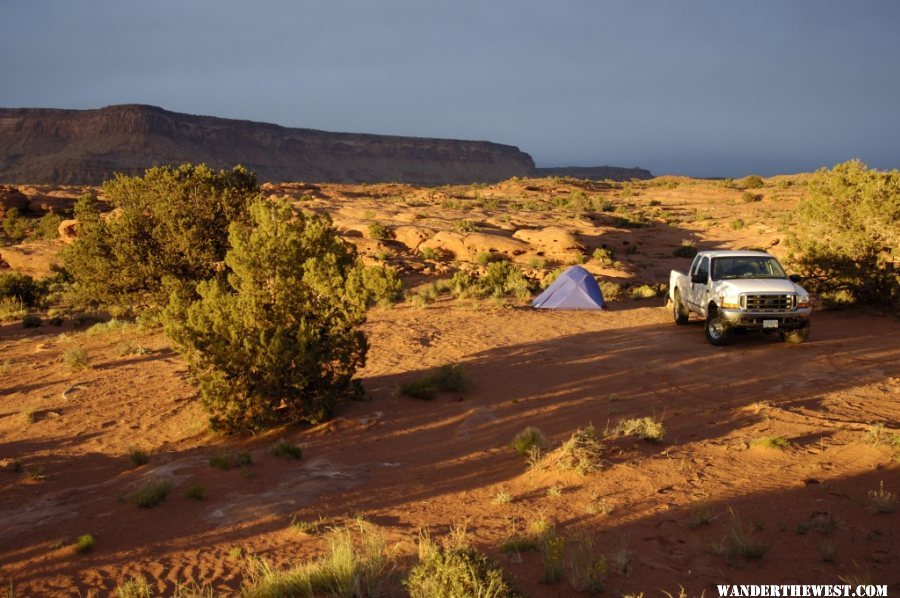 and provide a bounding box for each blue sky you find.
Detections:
[2,0,898,177]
